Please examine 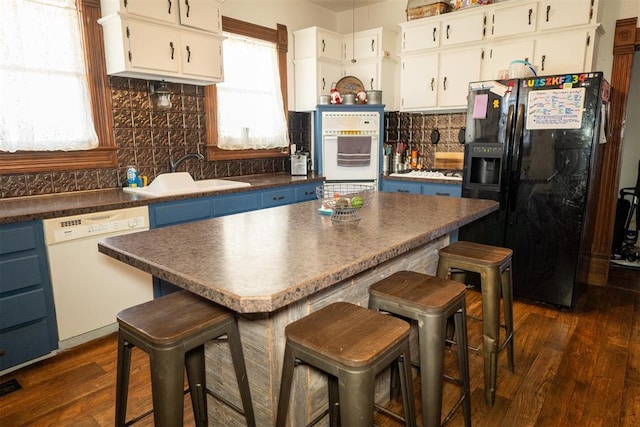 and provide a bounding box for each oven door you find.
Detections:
[322,135,379,181]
